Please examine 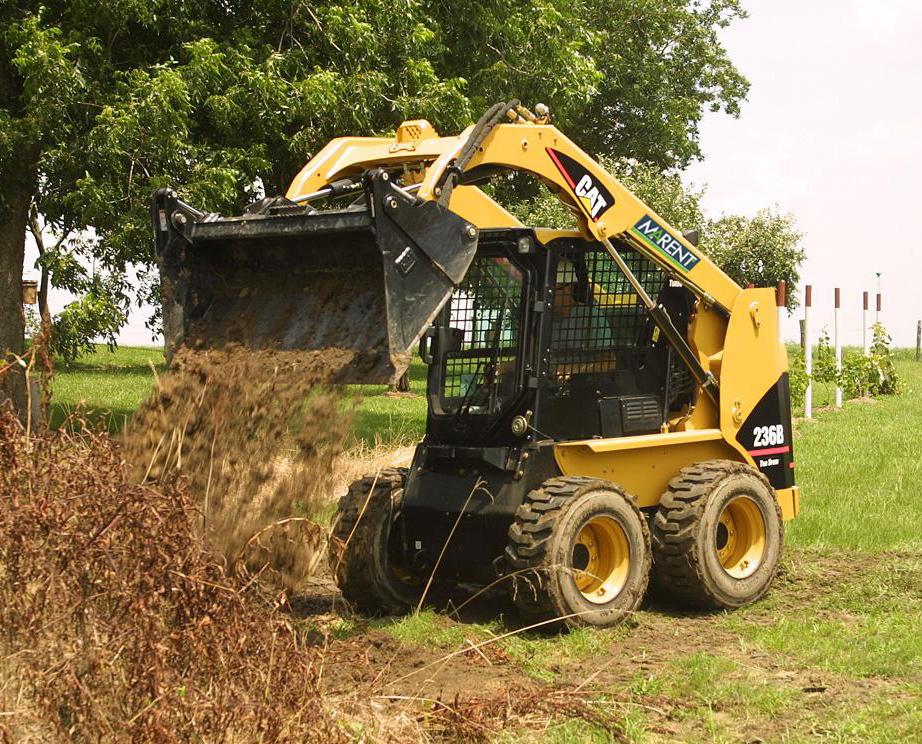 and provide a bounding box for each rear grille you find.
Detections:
[620,396,663,434]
